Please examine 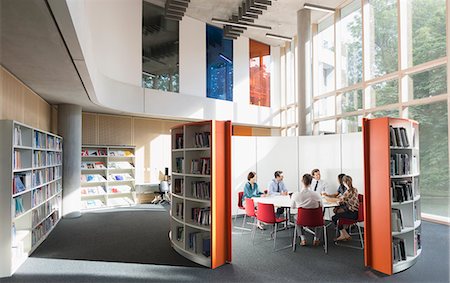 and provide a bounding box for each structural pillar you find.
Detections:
[297,8,312,135]
[58,104,82,218]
